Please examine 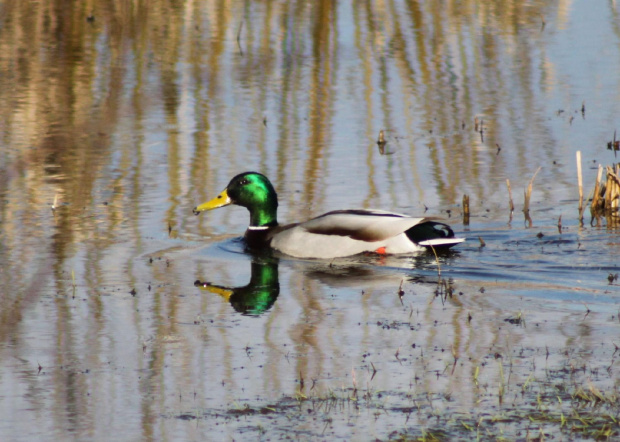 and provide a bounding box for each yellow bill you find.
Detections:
[193,189,232,215]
